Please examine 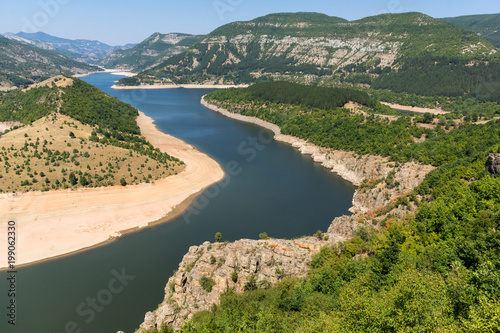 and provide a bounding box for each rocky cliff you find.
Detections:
[138,236,344,331]
[134,98,434,332]
[119,12,497,87]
